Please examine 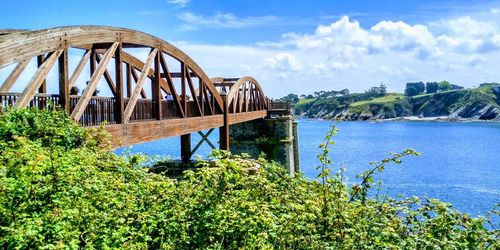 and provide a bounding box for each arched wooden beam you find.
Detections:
[225,76,267,111]
[0,25,223,109]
